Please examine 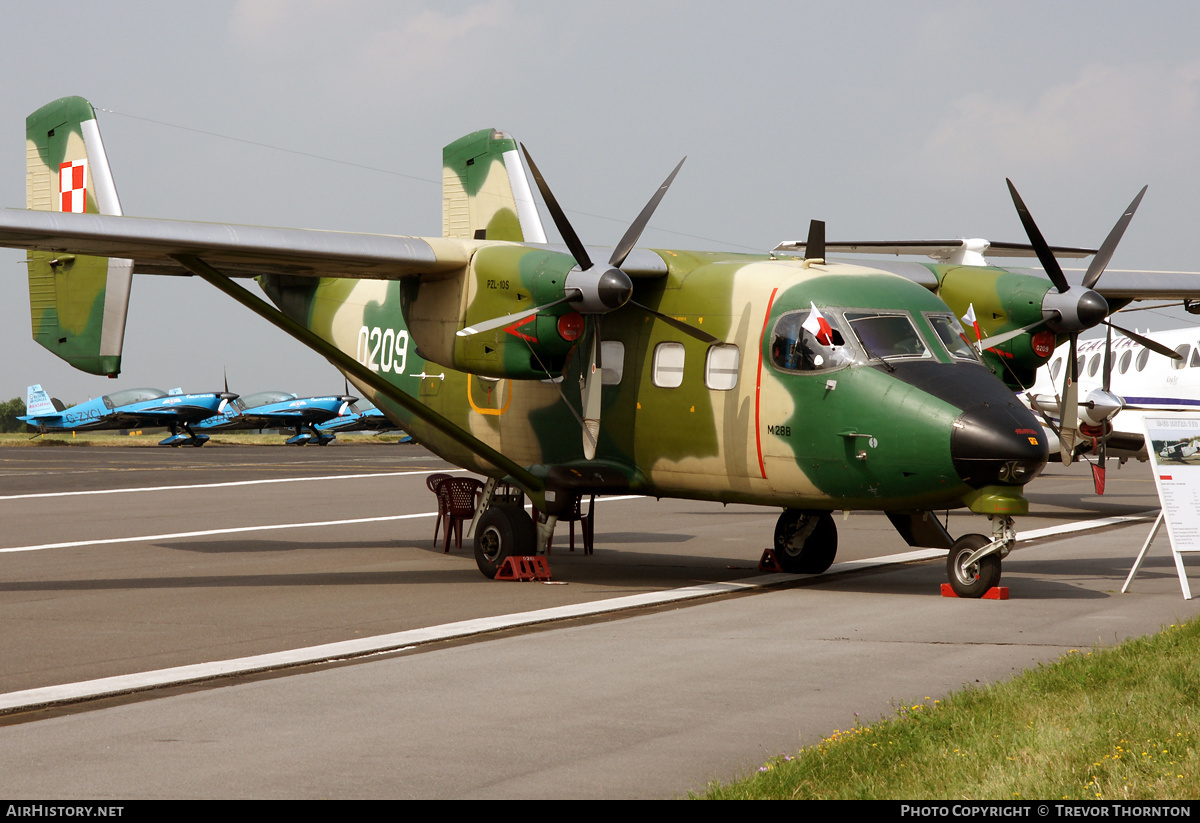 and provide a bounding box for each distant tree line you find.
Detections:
[0,397,26,432]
